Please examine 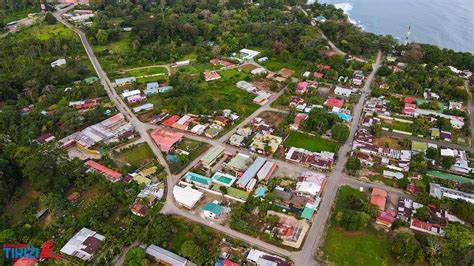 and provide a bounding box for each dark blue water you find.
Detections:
[312,0,474,53]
